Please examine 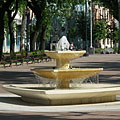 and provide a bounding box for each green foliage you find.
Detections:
[20,50,26,57]
[4,12,9,31]
[93,19,108,48]
[70,26,77,40]
[46,24,53,41]
[93,19,107,42]
[32,50,40,55]
[32,49,44,56]
[18,0,26,15]
[40,49,45,55]
[113,47,118,53]
[77,11,90,41]
[77,11,86,40]
[10,51,16,58]
[112,25,118,42]
[95,48,104,54]
[106,22,118,41]
[31,0,85,46]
